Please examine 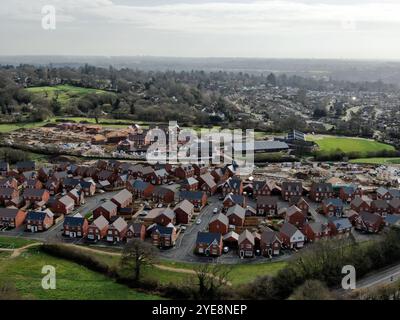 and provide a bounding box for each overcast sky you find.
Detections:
[1,0,399,59]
